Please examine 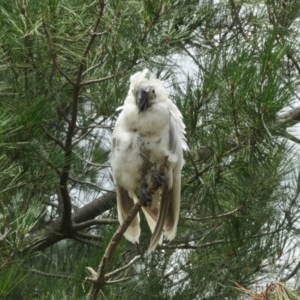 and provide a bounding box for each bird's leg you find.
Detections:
[136,181,152,206]
[150,160,168,189]
[137,157,168,206]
